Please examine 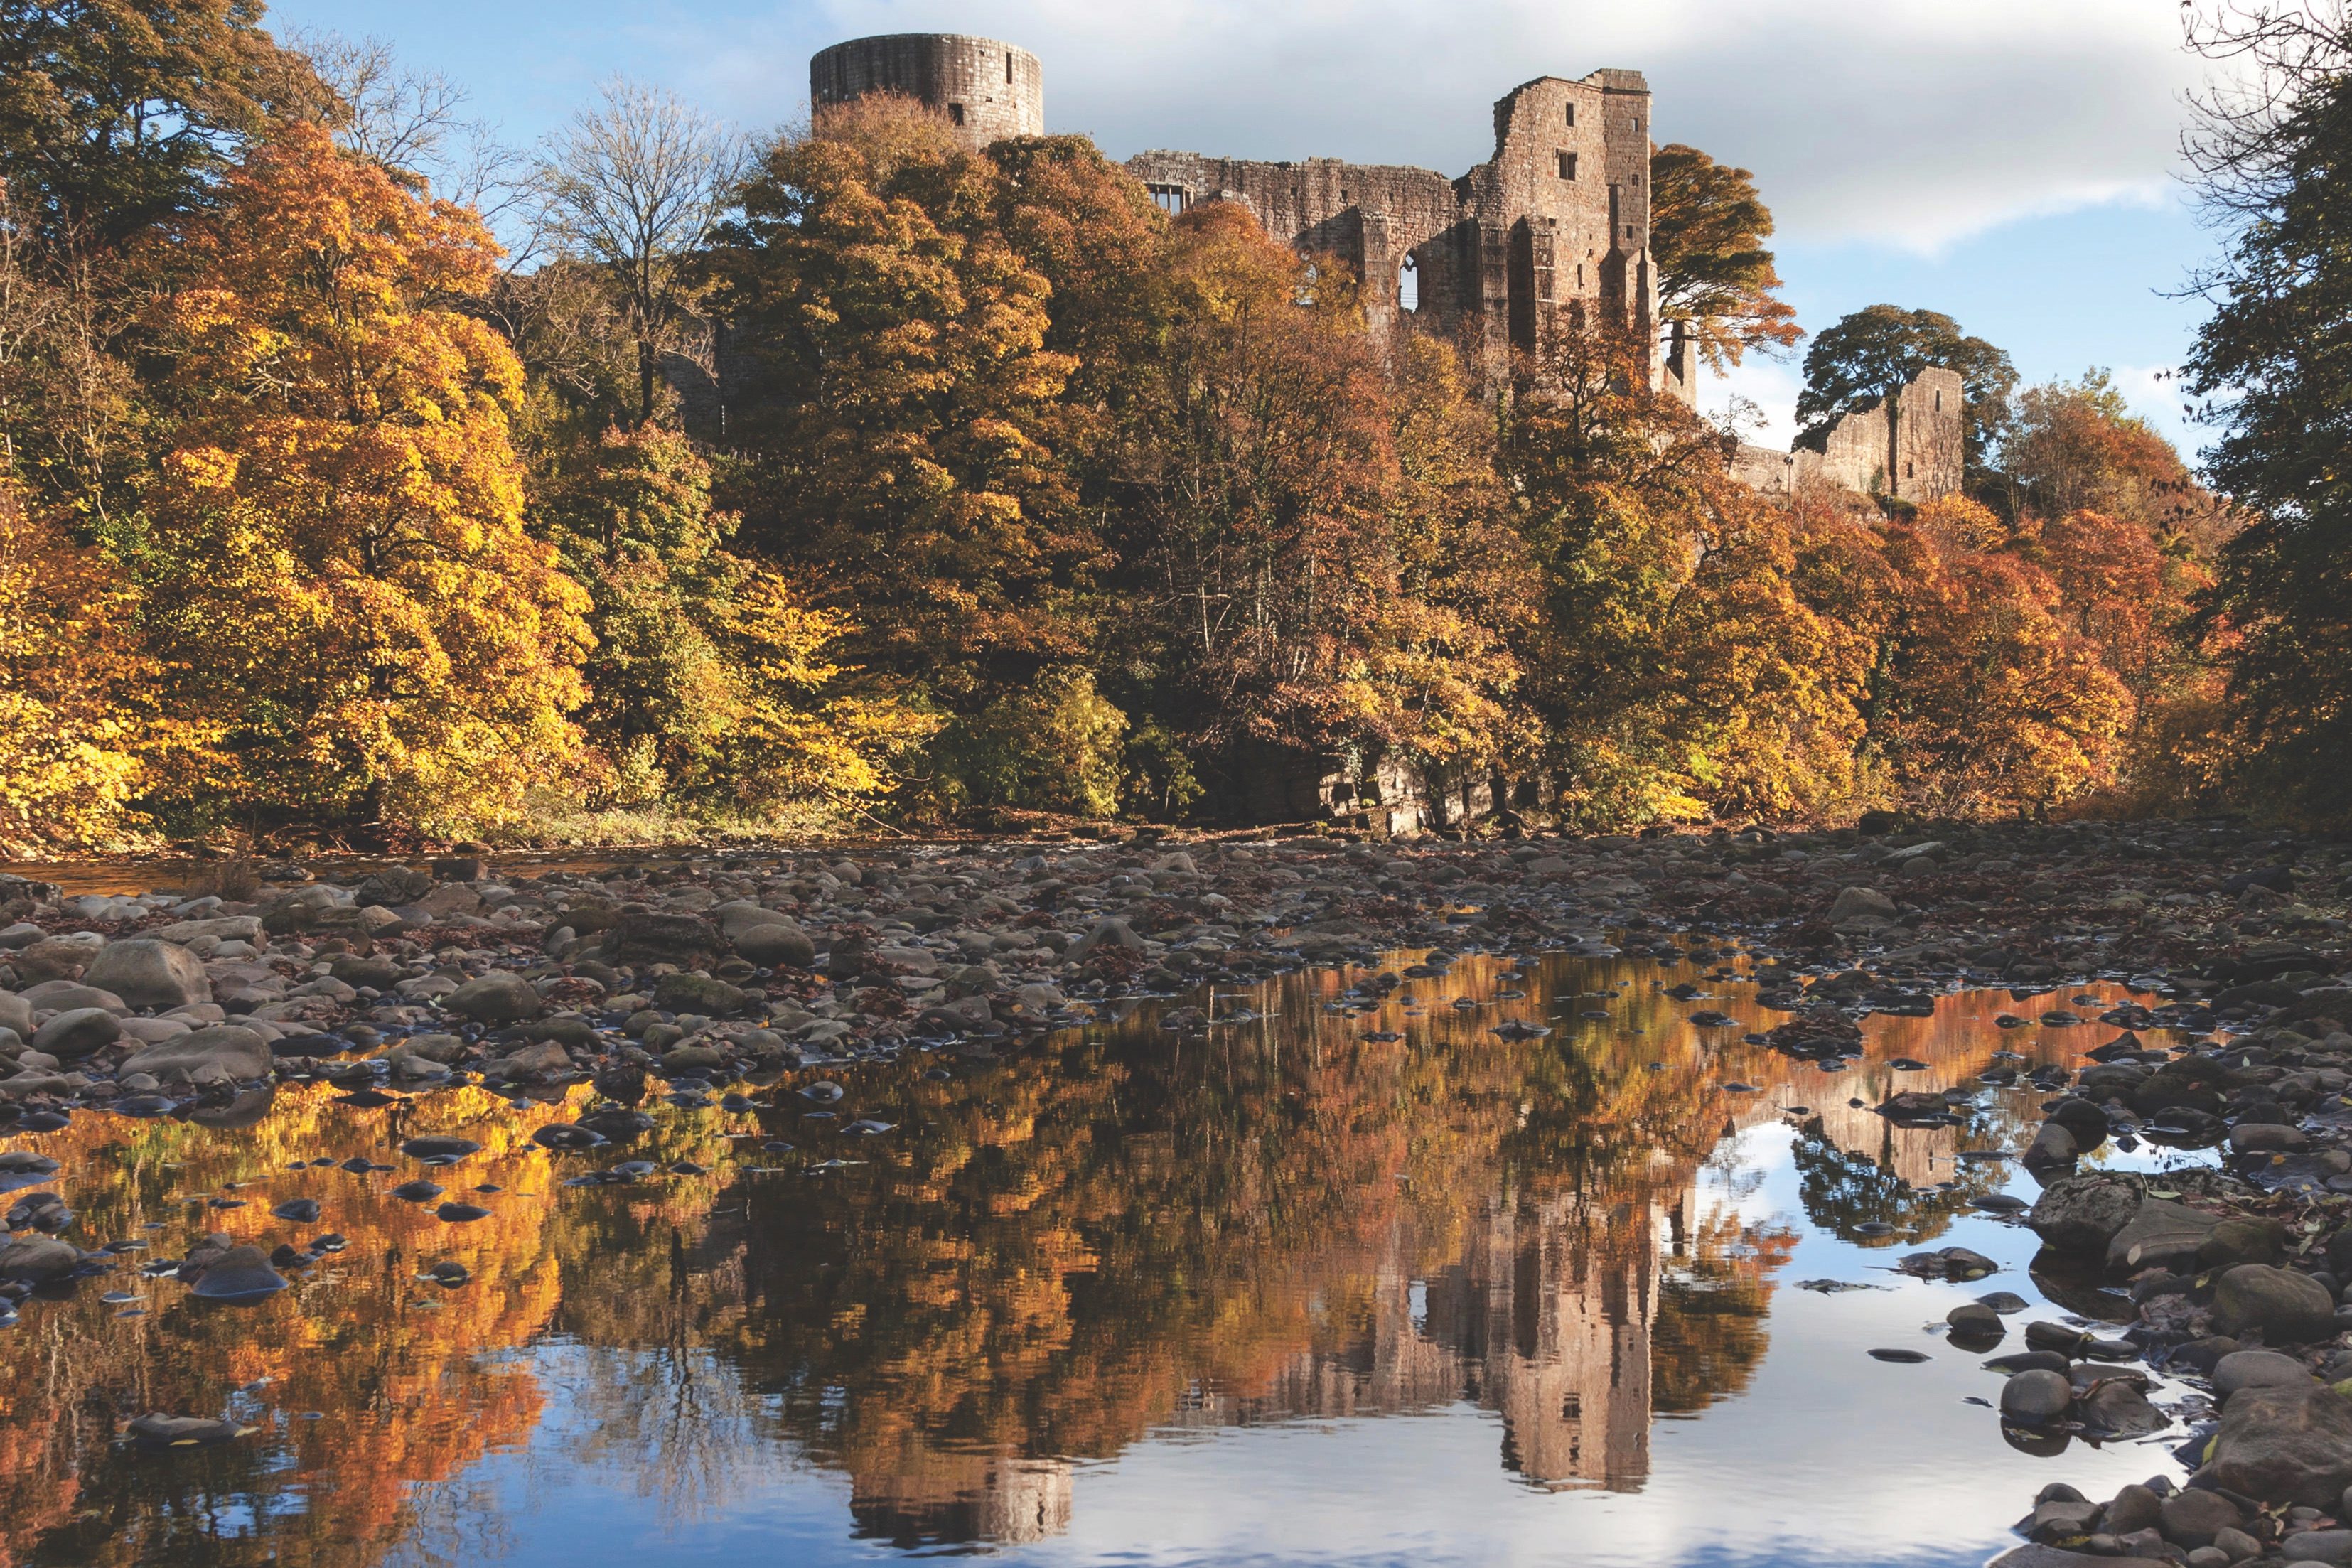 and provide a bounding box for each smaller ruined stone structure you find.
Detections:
[810,34,1043,153]
[1731,367,1964,505]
